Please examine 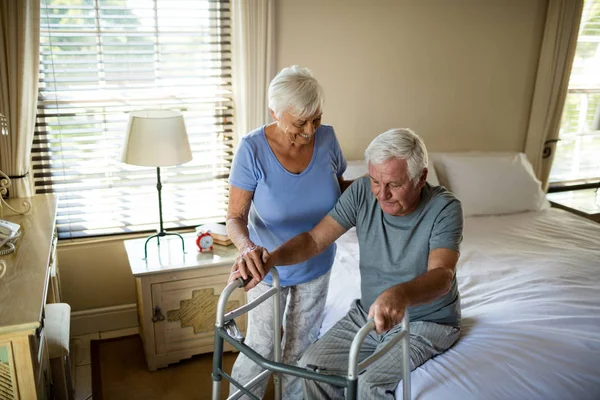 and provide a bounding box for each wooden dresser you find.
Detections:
[124,233,244,371]
[0,195,59,399]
